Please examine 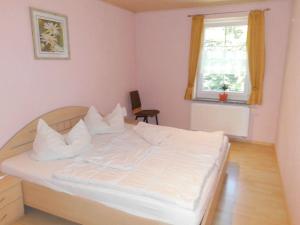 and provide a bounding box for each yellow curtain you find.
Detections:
[247,10,265,105]
[184,15,205,100]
